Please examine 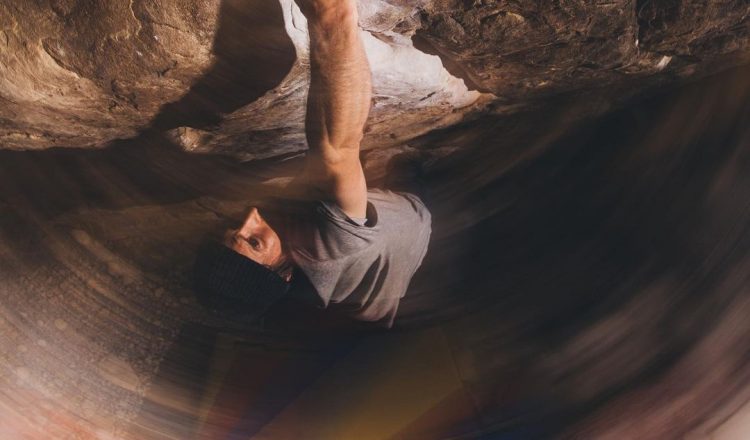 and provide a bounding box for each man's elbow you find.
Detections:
[317,138,363,166]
